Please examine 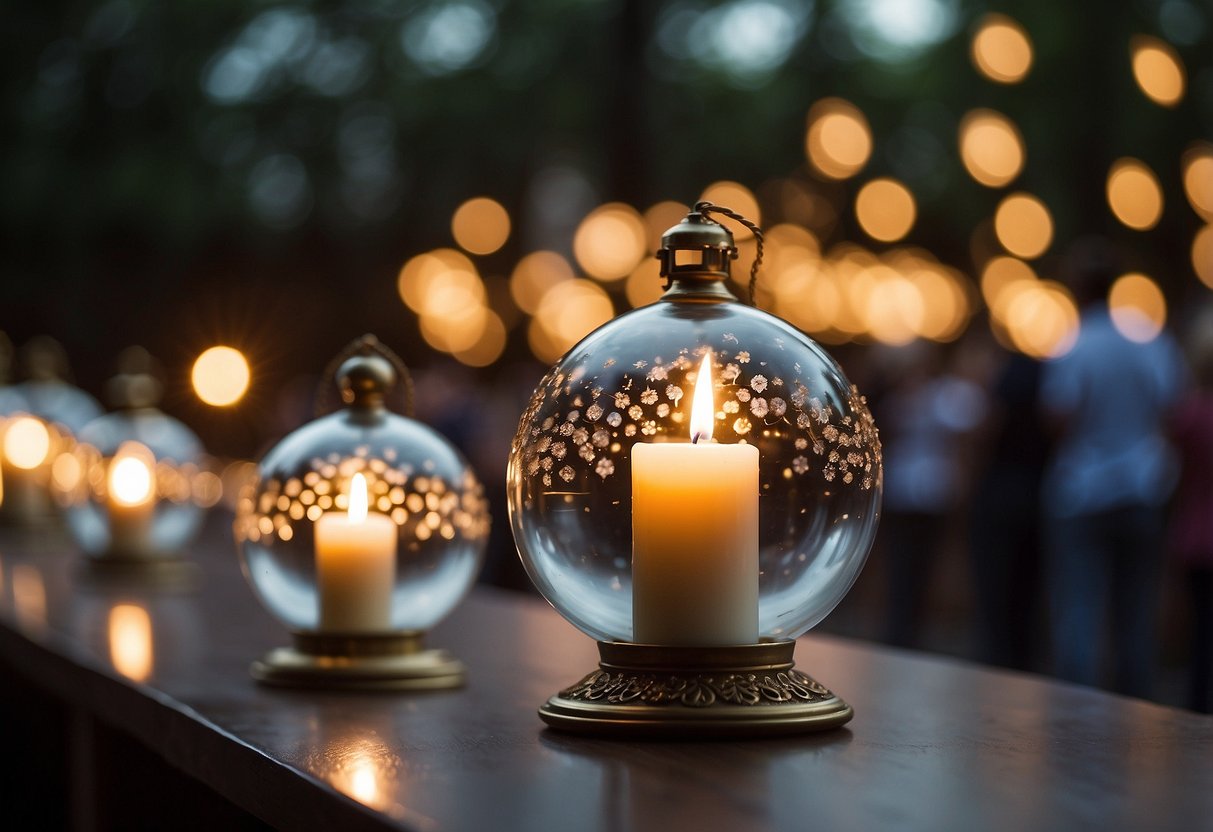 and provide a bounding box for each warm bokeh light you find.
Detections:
[959,109,1025,188]
[191,346,250,407]
[1131,35,1185,107]
[698,182,760,239]
[970,13,1033,83]
[993,193,1053,259]
[910,263,971,342]
[108,603,153,682]
[773,261,840,335]
[980,256,1037,308]
[451,196,511,255]
[420,303,488,353]
[397,249,484,313]
[3,416,51,470]
[1193,225,1213,290]
[1106,158,1163,231]
[191,470,223,508]
[573,203,647,282]
[1109,273,1167,343]
[643,201,690,250]
[529,279,614,362]
[855,178,916,243]
[452,309,507,367]
[1182,143,1213,221]
[510,251,574,314]
[51,451,82,493]
[865,268,925,346]
[109,442,155,507]
[625,258,665,309]
[805,98,872,180]
[997,280,1079,359]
